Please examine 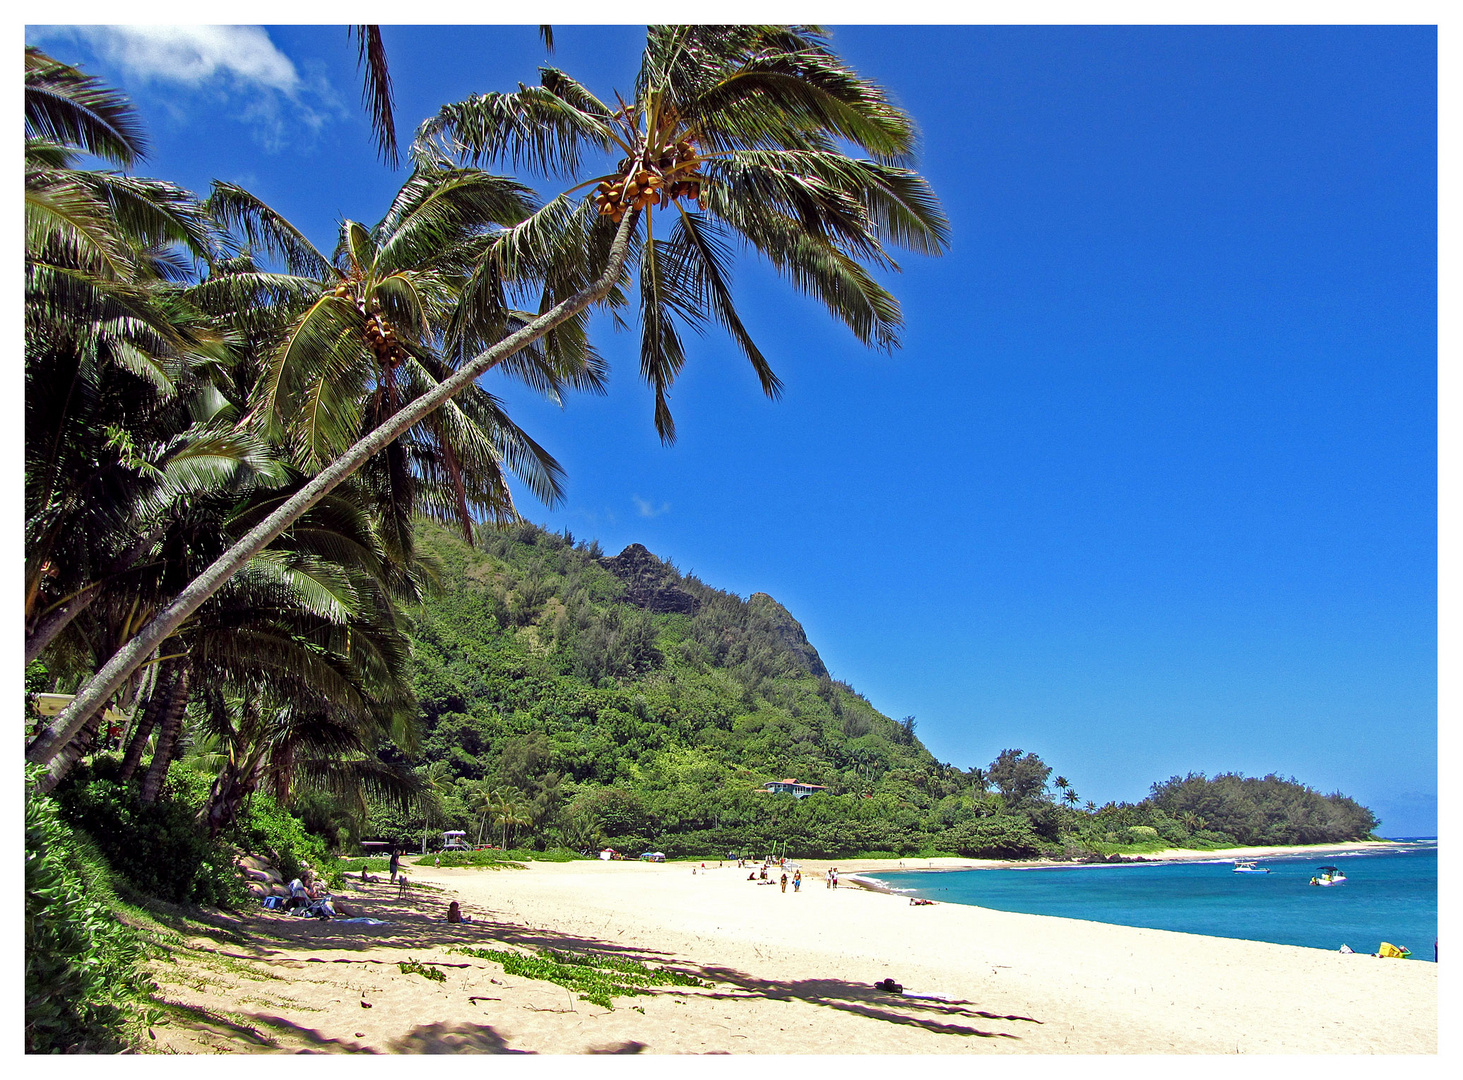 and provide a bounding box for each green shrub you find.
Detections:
[25,766,153,1053]
[230,793,338,888]
[523,847,584,862]
[54,768,245,906]
[940,816,1044,858]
